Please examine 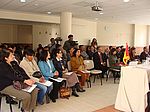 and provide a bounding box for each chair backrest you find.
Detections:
[67,61,71,71]
[83,60,94,70]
